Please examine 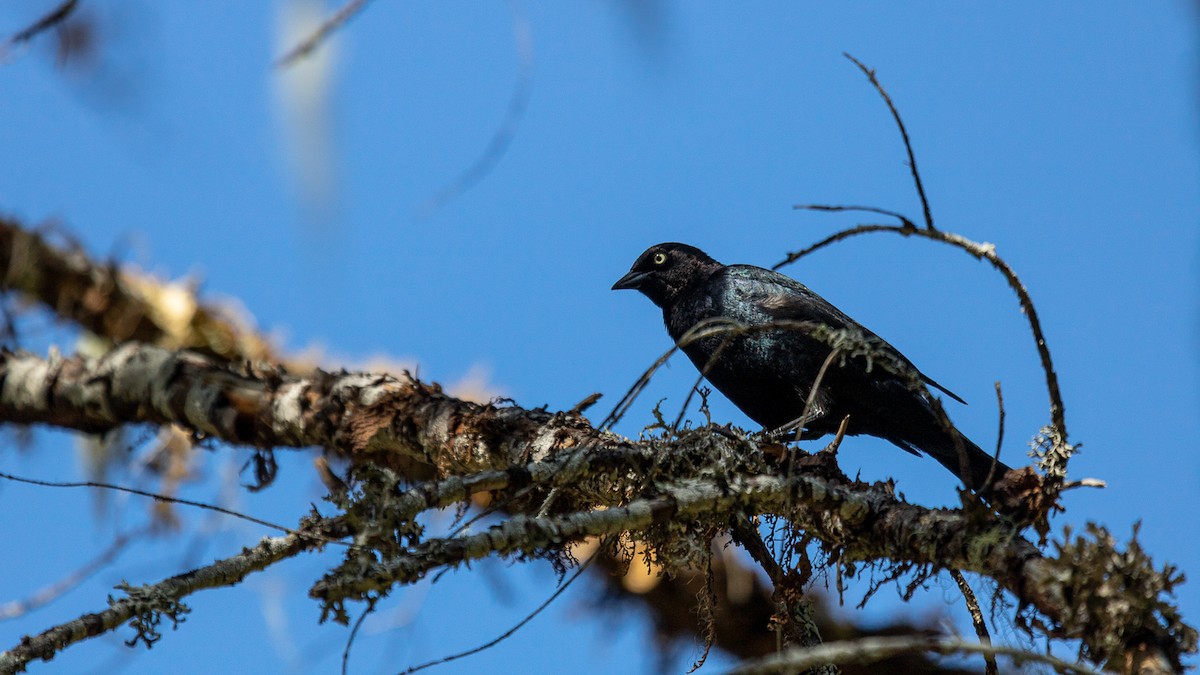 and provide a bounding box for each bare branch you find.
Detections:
[774,223,1070,472]
[986,382,1005,490]
[842,53,935,231]
[785,58,1070,502]
[276,0,371,67]
[949,570,996,675]
[792,204,916,231]
[4,0,79,48]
